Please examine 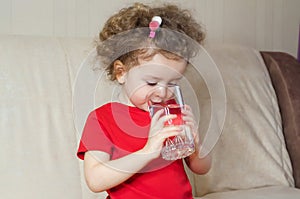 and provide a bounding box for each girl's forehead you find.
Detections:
[137,53,187,67]
[132,62,186,78]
